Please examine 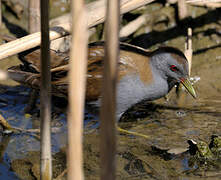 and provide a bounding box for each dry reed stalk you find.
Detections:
[0,0,155,61]
[120,14,149,37]
[0,26,70,61]
[29,0,40,33]
[185,28,192,75]
[40,0,52,179]
[67,0,88,180]
[100,0,119,179]
[178,0,189,20]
